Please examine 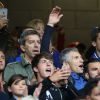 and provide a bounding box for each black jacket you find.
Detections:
[28,78,79,100]
[0,91,9,100]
